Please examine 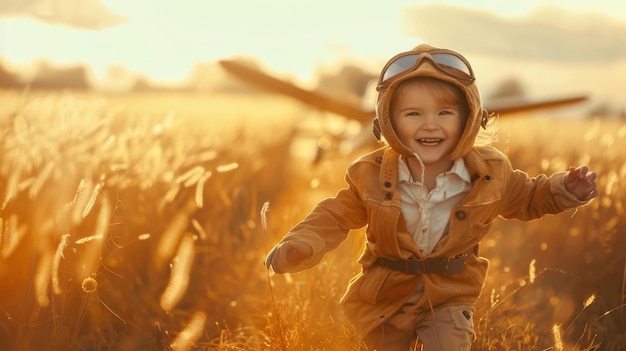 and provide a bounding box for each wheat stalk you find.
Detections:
[72,179,93,224]
[75,195,111,285]
[0,214,27,259]
[160,233,195,312]
[52,233,71,295]
[170,311,207,351]
[216,162,239,173]
[176,166,205,186]
[2,164,21,210]
[552,324,563,351]
[72,179,85,204]
[156,200,196,267]
[82,182,102,218]
[194,171,211,208]
[261,201,271,230]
